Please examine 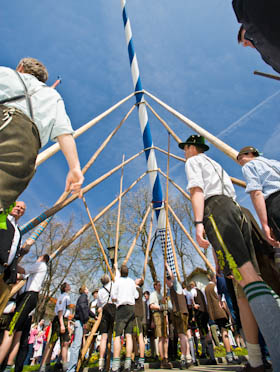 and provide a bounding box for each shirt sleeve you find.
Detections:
[185,157,204,191]
[49,97,74,141]
[24,262,44,275]
[134,284,139,299]
[242,162,262,193]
